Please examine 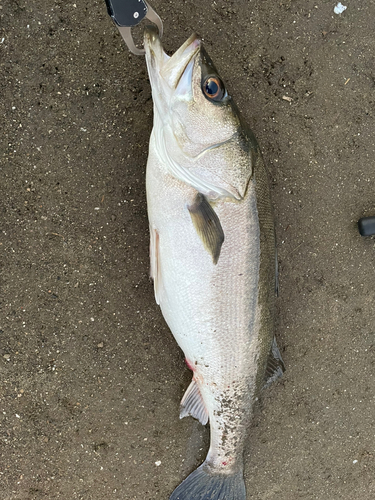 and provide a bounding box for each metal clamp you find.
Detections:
[105,0,163,55]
